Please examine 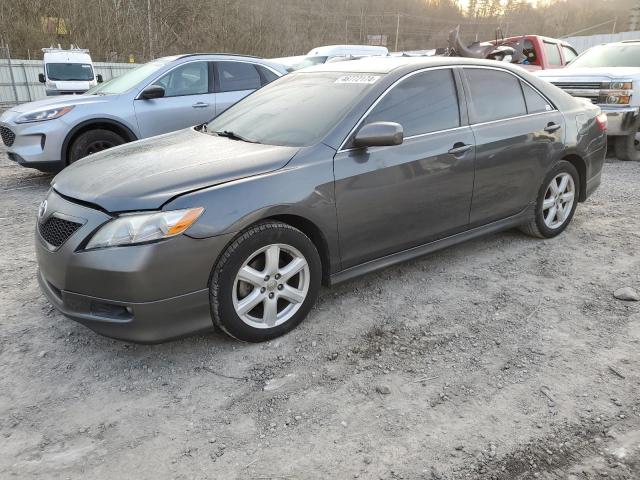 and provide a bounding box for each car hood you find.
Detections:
[8,93,116,113]
[536,67,640,79]
[52,128,300,212]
